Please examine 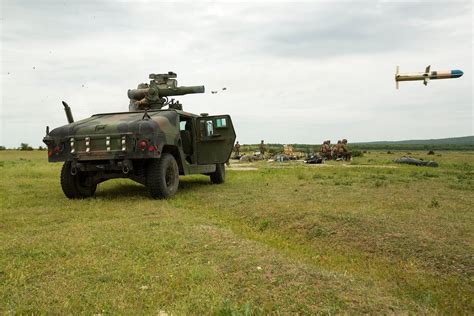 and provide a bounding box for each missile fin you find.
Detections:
[395,65,400,89]
[423,78,429,86]
[425,65,431,73]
